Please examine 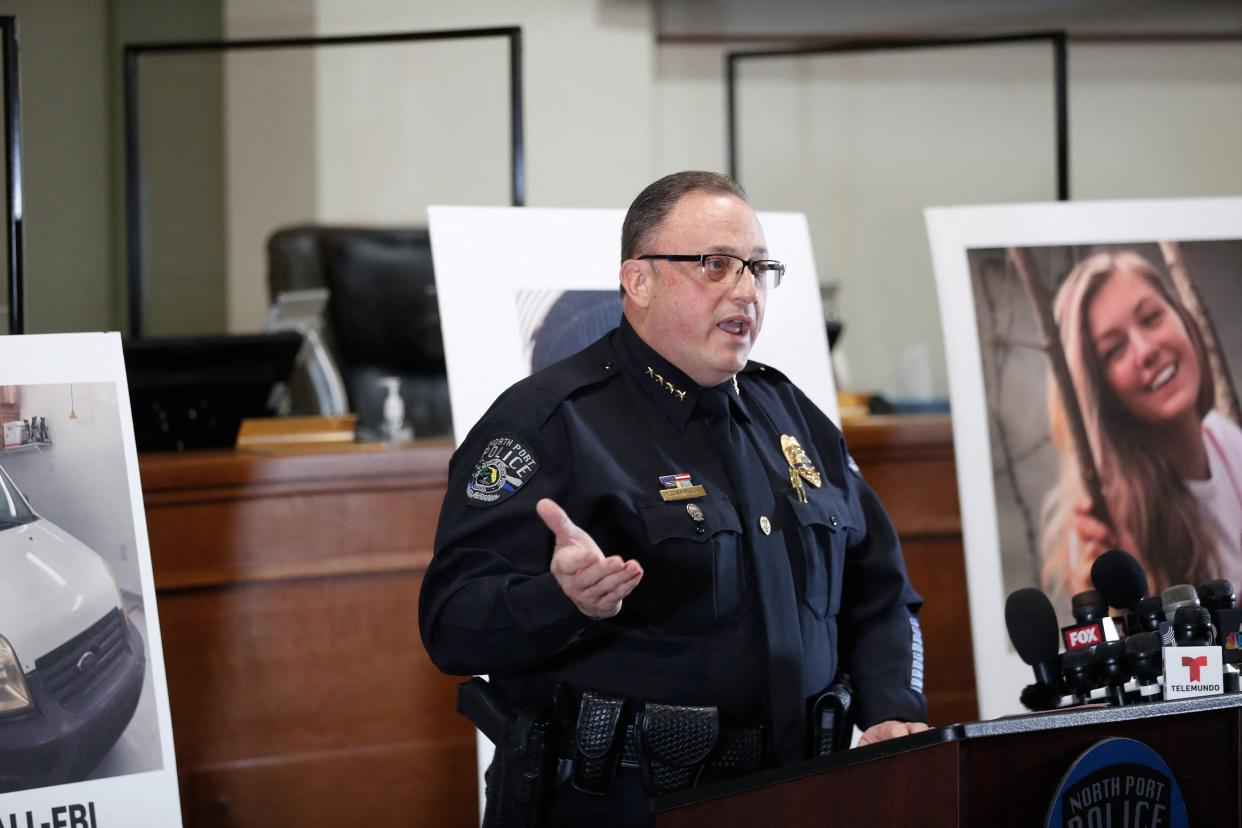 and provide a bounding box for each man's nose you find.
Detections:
[729,267,759,304]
